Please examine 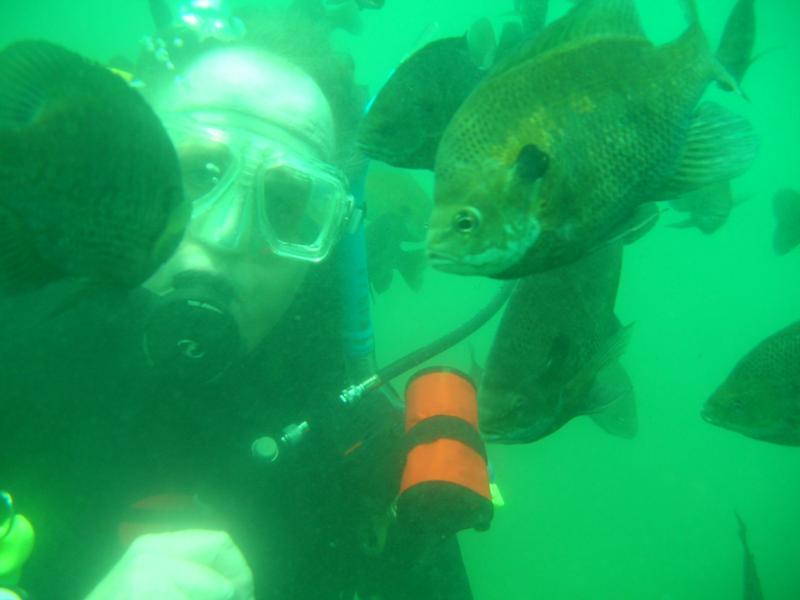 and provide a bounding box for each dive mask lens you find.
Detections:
[170,124,239,206]
[256,157,352,262]
[0,491,14,541]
